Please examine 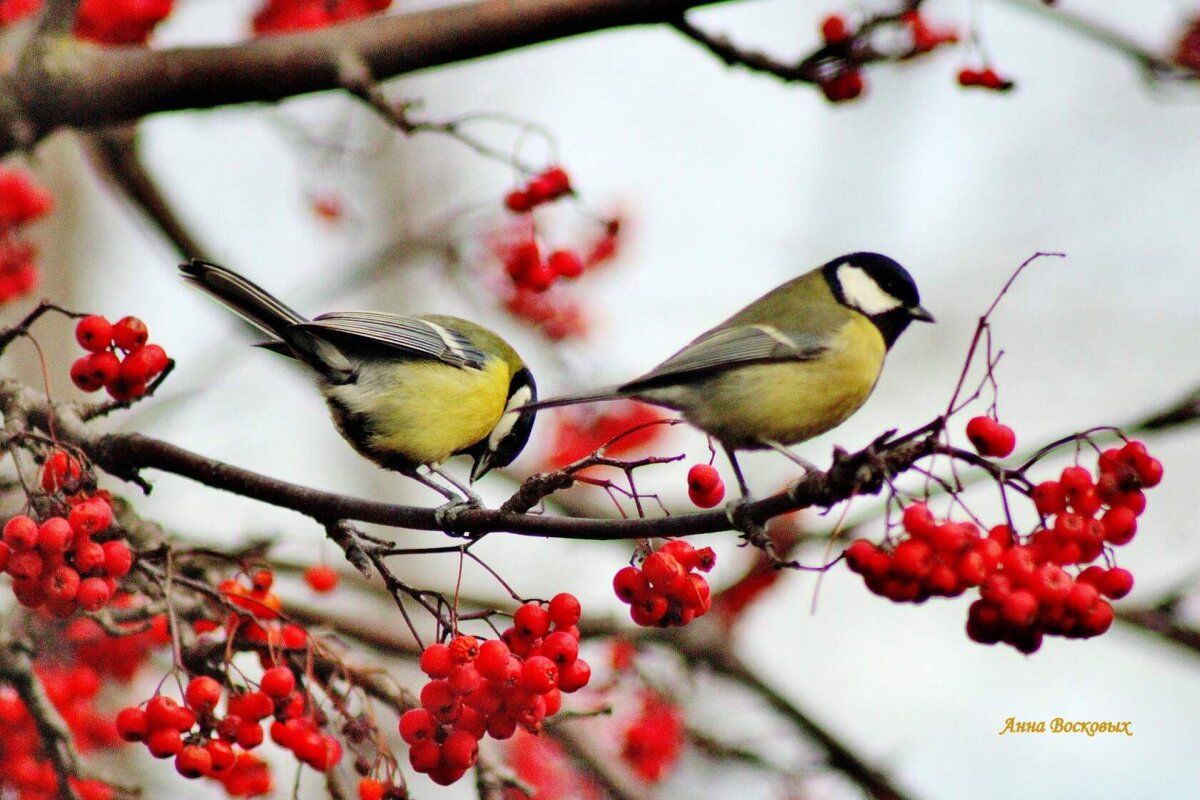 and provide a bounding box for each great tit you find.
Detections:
[523,252,933,494]
[179,260,537,498]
